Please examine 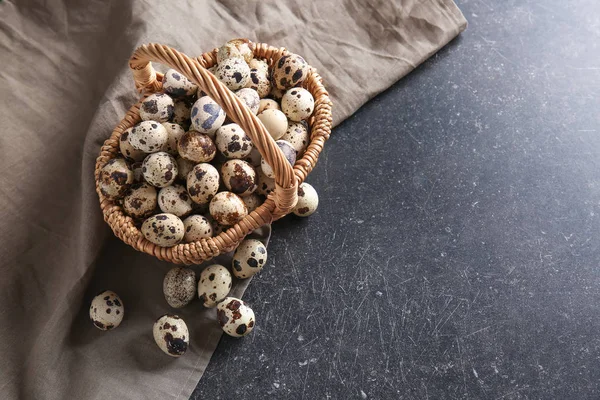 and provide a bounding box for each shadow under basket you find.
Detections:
[94,42,333,265]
